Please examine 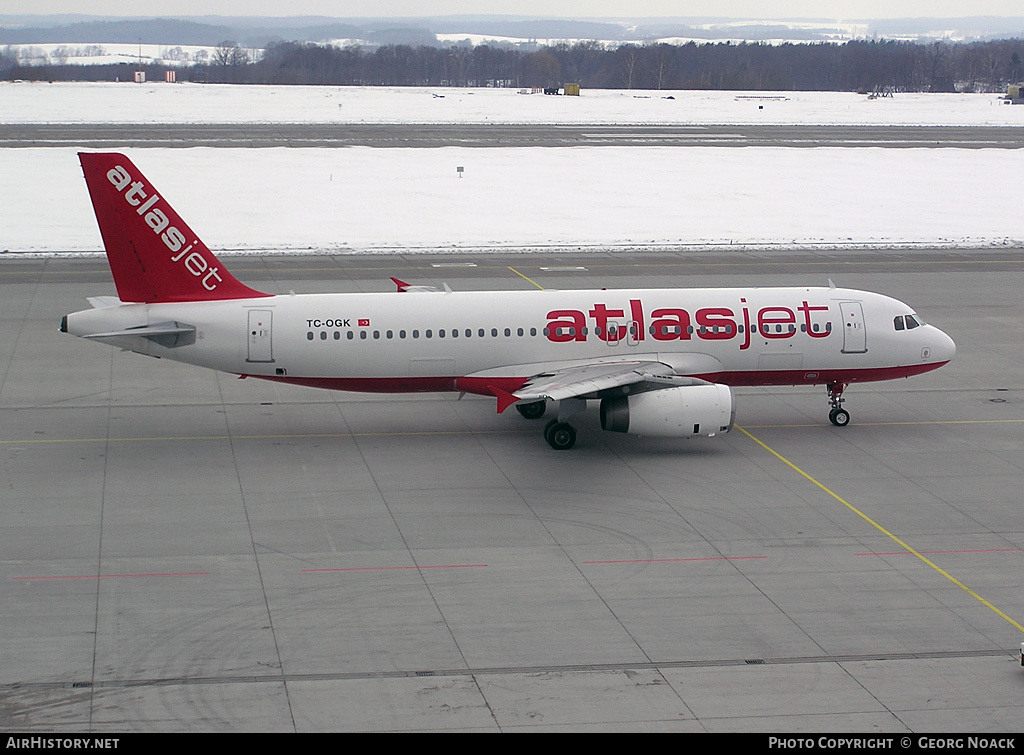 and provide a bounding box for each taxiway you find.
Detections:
[1,249,1022,731]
